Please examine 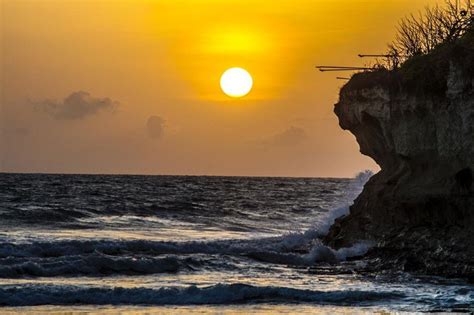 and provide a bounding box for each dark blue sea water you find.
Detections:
[0,173,472,314]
